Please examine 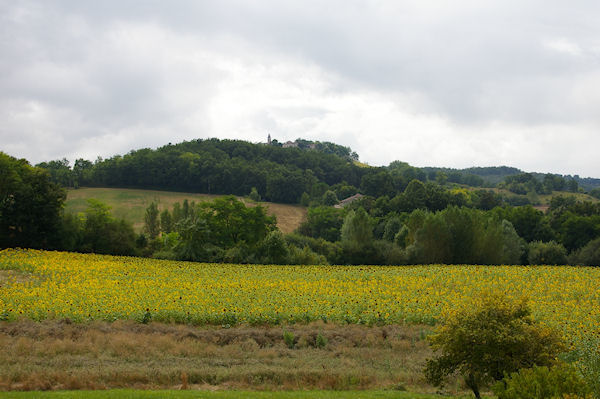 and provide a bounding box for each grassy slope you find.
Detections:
[65,188,307,234]
[0,390,470,399]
